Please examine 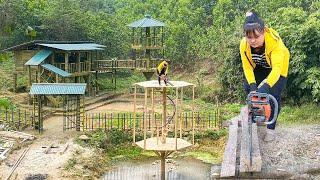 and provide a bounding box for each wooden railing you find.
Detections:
[53,61,91,73]
[95,59,165,70]
[132,36,164,48]
[0,108,35,130]
[82,111,222,132]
